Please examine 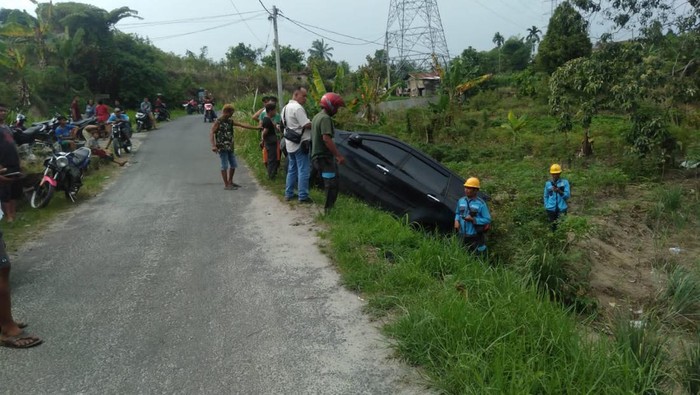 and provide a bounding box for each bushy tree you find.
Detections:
[225,42,260,69]
[501,37,531,72]
[536,1,592,74]
[261,45,305,72]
